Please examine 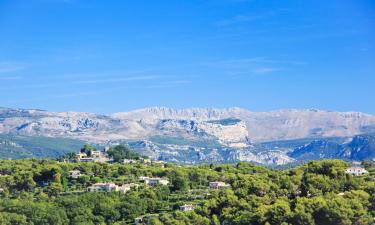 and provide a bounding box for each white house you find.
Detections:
[139,176,149,181]
[123,159,137,164]
[87,182,137,193]
[117,183,138,193]
[69,170,82,179]
[77,149,112,163]
[209,181,230,189]
[87,183,118,192]
[346,167,368,176]
[144,177,169,186]
[180,204,195,211]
